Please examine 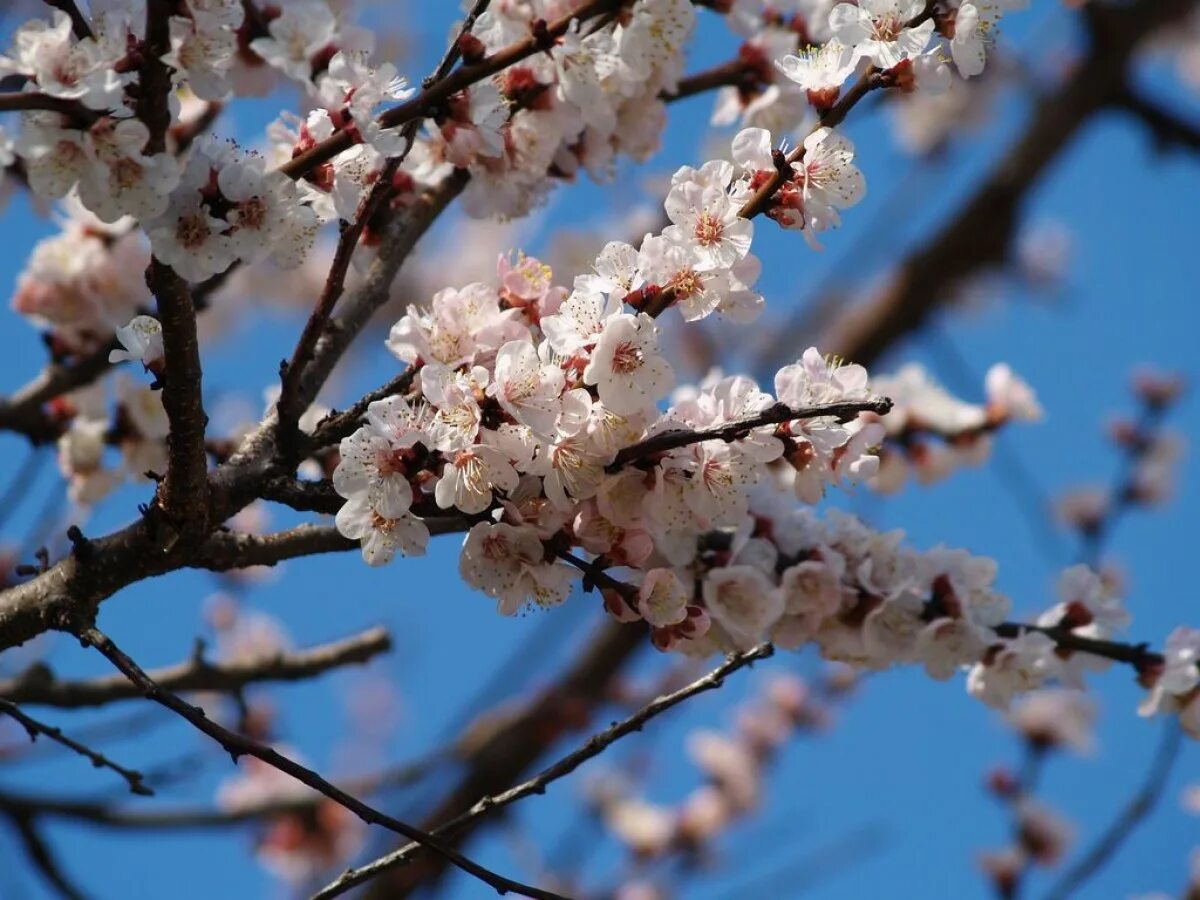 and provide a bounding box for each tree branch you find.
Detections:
[74,625,569,900]
[313,644,775,900]
[0,698,151,795]
[0,627,391,708]
[1113,85,1200,155]
[607,397,893,471]
[42,0,93,40]
[145,261,210,540]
